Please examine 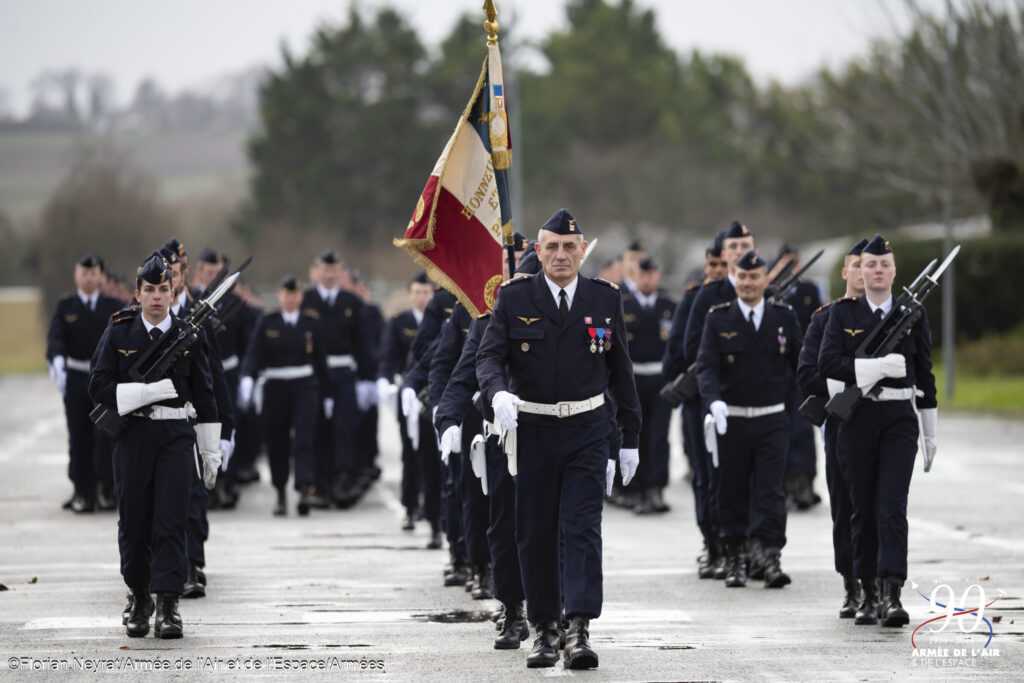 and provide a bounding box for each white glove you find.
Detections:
[826,378,845,398]
[854,354,906,390]
[323,397,334,419]
[49,356,67,395]
[356,380,377,411]
[710,400,728,435]
[195,423,222,490]
[220,431,235,472]
[401,387,419,418]
[115,378,178,416]
[619,448,639,486]
[919,407,937,472]
[492,391,524,431]
[605,459,616,496]
[439,425,462,466]
[237,375,254,408]
[376,378,396,410]
[470,434,488,495]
